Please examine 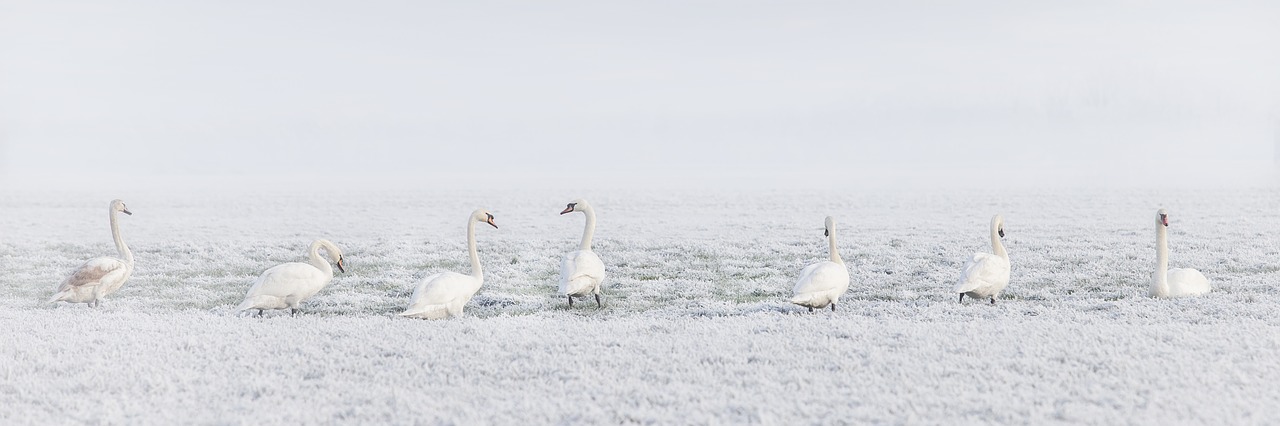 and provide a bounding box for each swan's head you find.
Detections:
[1157,208,1169,227]
[317,239,346,273]
[823,216,836,237]
[992,214,1005,238]
[560,199,589,215]
[110,199,132,216]
[472,209,498,229]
